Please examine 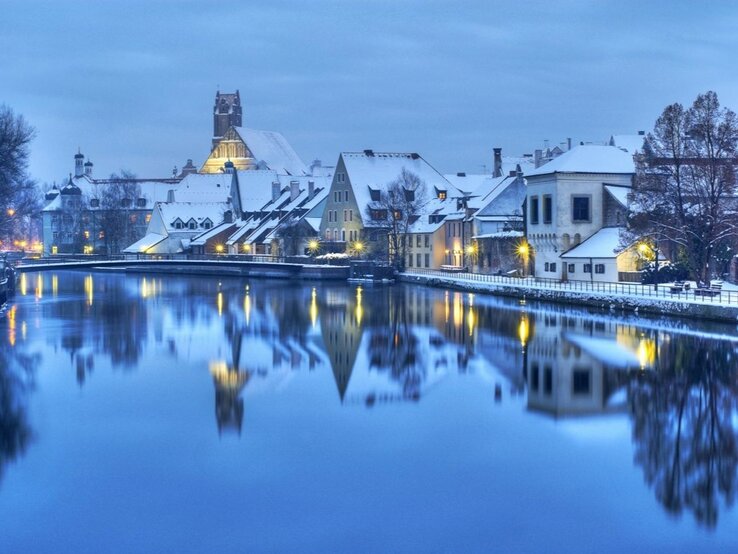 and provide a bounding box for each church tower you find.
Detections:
[213,90,242,148]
